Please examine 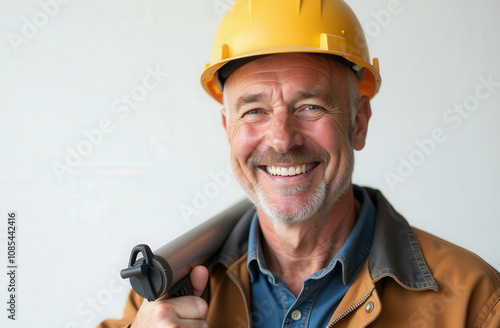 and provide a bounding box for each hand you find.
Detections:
[131,266,209,328]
